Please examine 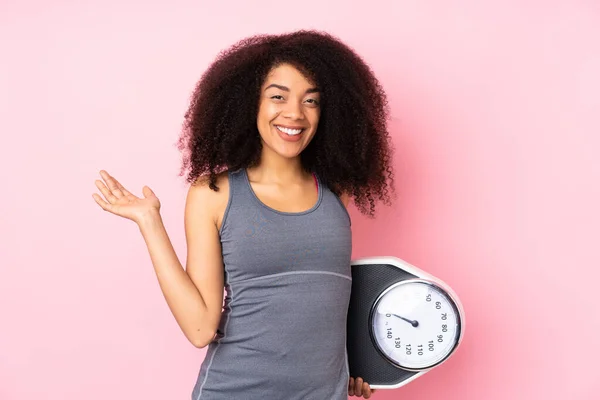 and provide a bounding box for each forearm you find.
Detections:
[137,211,215,346]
